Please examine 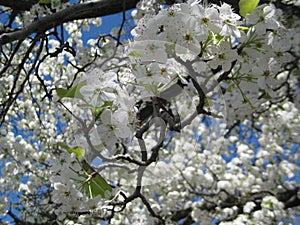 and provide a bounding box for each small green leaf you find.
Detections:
[294,69,300,76]
[237,25,250,31]
[265,199,273,208]
[39,153,47,163]
[39,0,51,3]
[260,91,272,100]
[277,104,285,111]
[59,143,112,199]
[239,0,260,17]
[59,143,85,160]
[129,51,142,57]
[204,98,210,107]
[81,160,113,199]
[94,101,113,118]
[78,101,112,119]
[55,81,86,100]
